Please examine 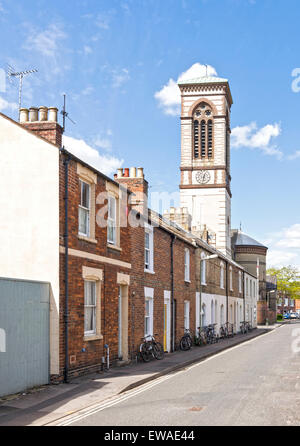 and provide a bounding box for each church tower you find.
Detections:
[178,76,233,257]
